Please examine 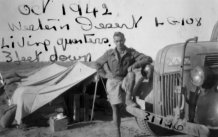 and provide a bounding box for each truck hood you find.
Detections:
[155,41,218,74]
